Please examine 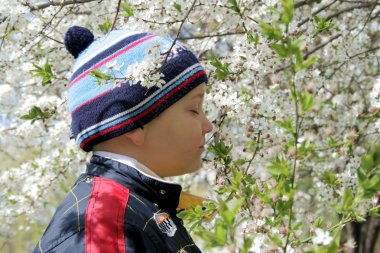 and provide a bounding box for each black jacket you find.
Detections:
[34,155,203,253]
